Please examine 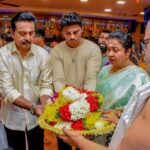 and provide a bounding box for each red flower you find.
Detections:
[78,88,94,95]
[86,96,99,112]
[59,104,71,121]
[71,120,84,130]
[49,121,57,126]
